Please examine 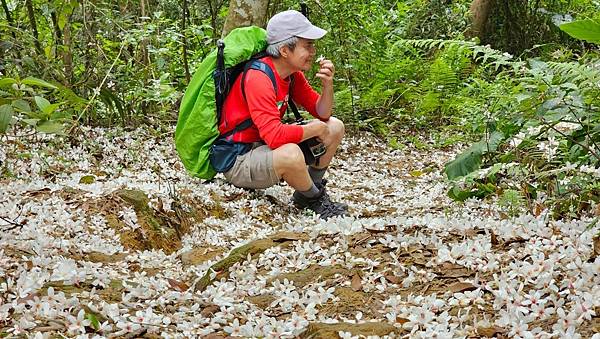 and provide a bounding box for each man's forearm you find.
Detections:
[316,84,334,119]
